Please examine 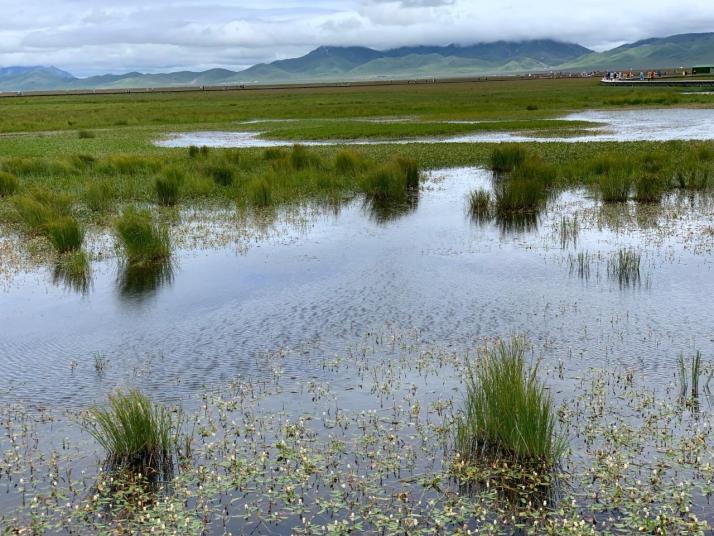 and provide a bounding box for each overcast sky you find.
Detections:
[1,0,714,76]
